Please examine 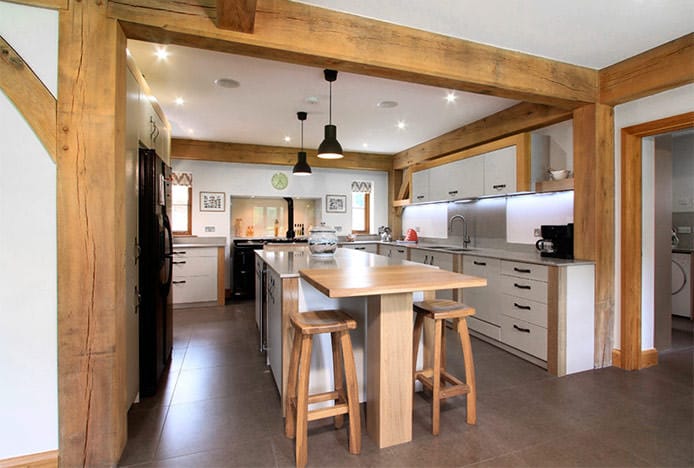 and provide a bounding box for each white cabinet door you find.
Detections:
[172,247,218,304]
[454,156,485,199]
[409,249,455,299]
[267,269,283,392]
[484,146,517,195]
[427,164,451,202]
[378,244,408,260]
[462,256,501,326]
[411,169,429,203]
[343,243,378,254]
